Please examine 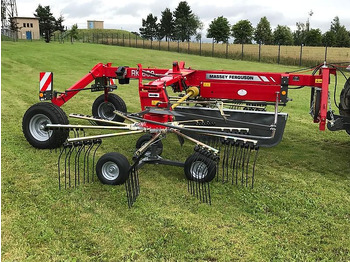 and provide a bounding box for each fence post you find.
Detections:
[136,36,137,48]
[226,40,228,59]
[199,37,202,56]
[151,39,153,49]
[129,33,131,47]
[277,44,281,64]
[168,39,169,51]
[143,38,144,48]
[258,43,261,62]
[324,45,328,62]
[241,43,244,60]
[299,44,303,66]
[212,39,214,57]
[159,40,161,50]
[112,33,114,45]
[188,40,190,54]
[122,34,125,46]
[177,40,180,53]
